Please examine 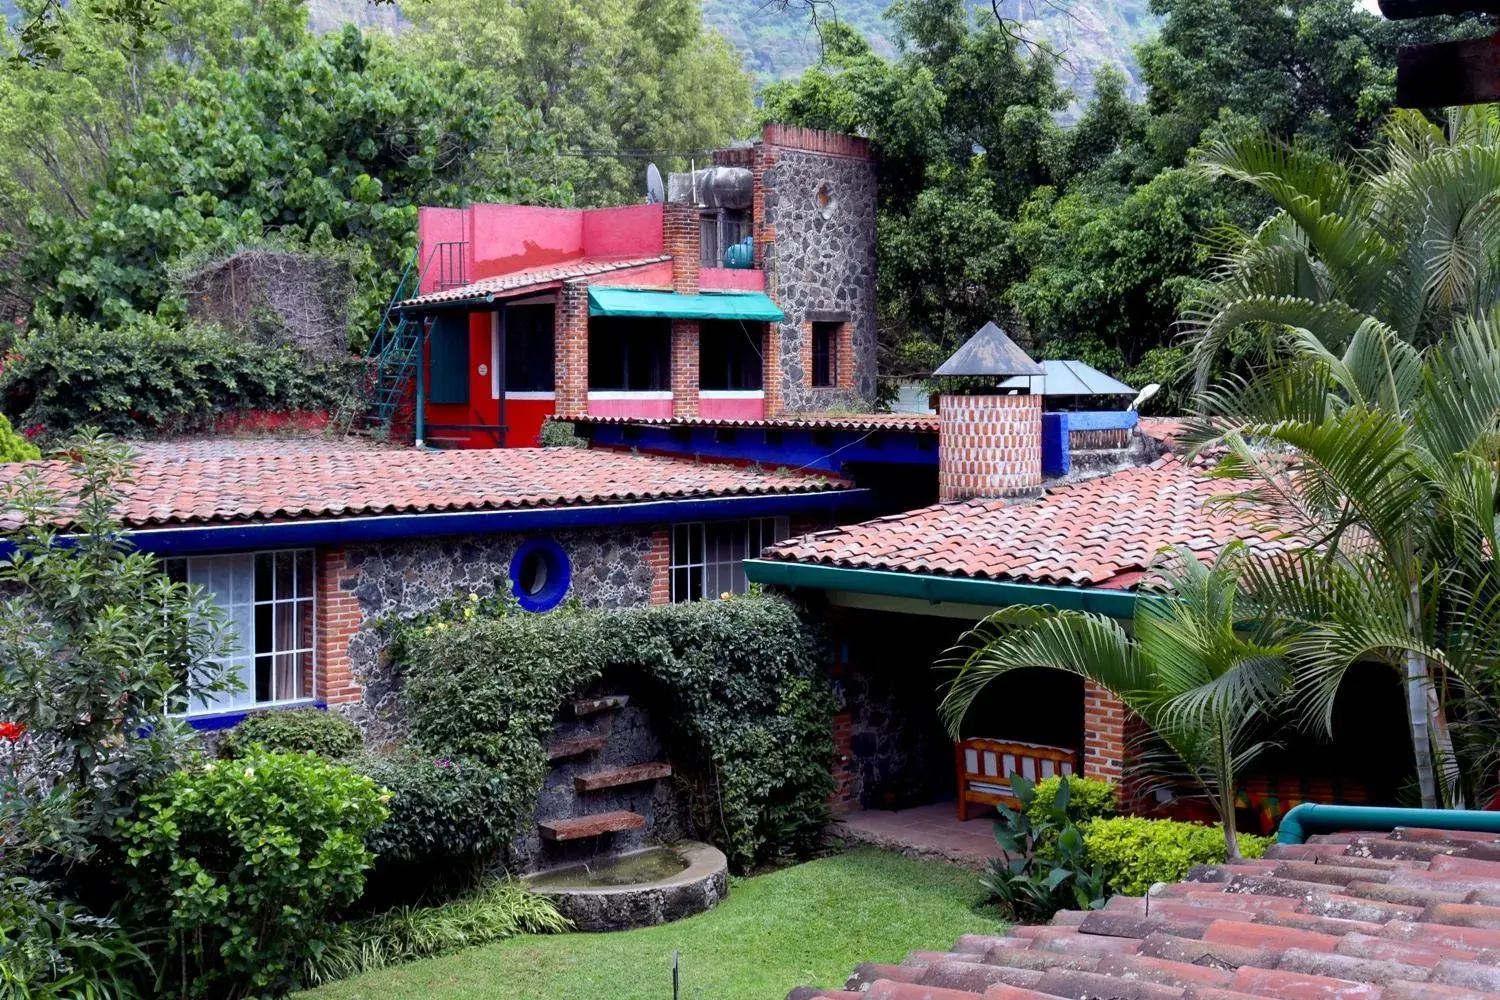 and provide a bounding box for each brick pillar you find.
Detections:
[554,281,590,419]
[836,321,856,392]
[937,393,1043,501]
[1083,682,1126,785]
[763,322,783,418]
[664,202,699,294]
[315,548,363,706]
[648,528,672,604]
[831,710,855,813]
[671,319,699,417]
